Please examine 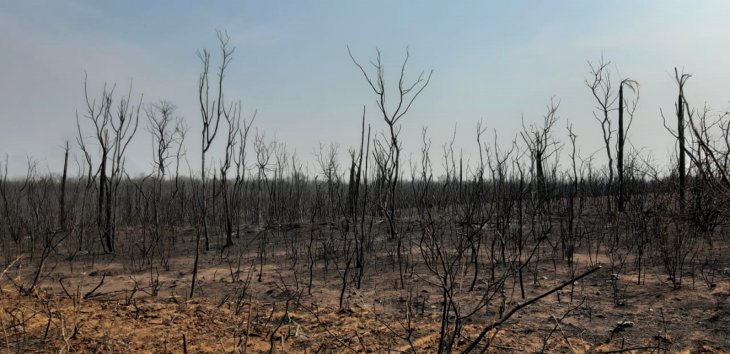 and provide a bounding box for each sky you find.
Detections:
[1,1,729,178]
